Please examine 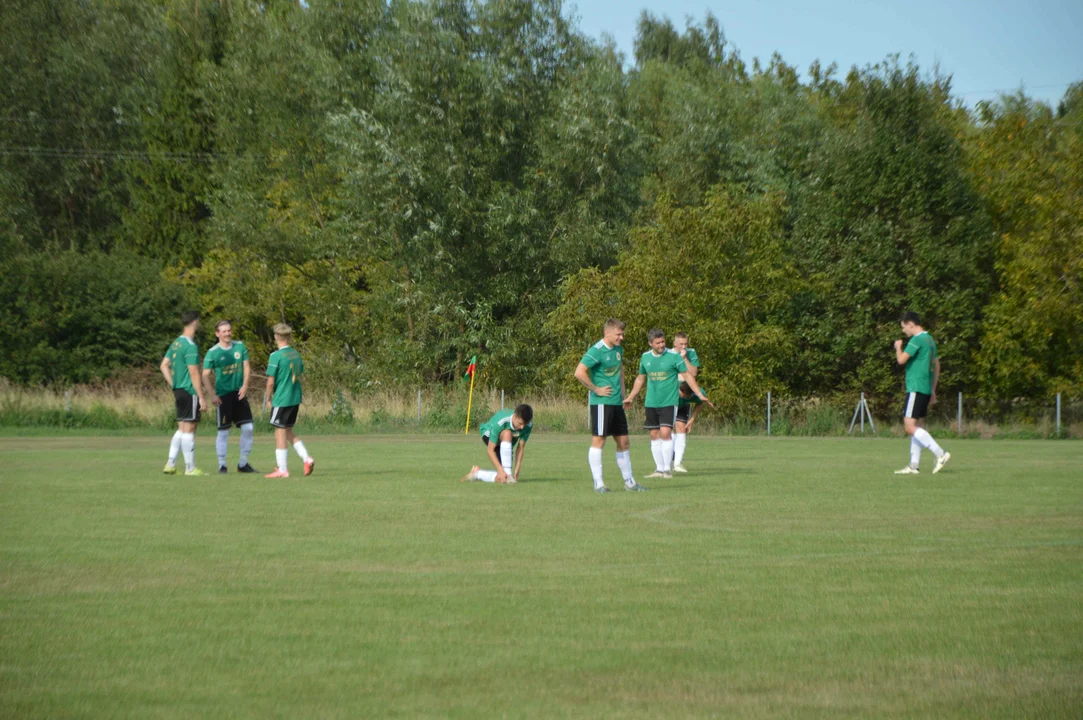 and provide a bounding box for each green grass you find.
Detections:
[1,434,1080,718]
